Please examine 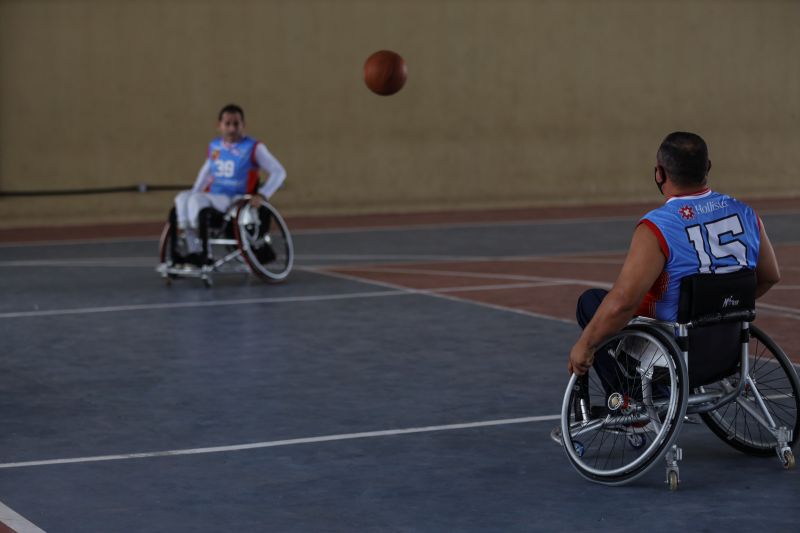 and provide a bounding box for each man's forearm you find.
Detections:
[579,289,639,351]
